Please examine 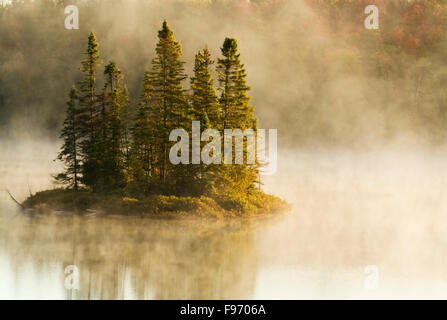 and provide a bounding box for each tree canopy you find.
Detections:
[56,21,261,209]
